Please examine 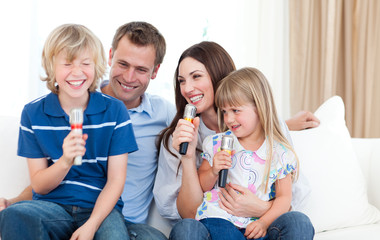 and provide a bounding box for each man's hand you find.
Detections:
[286,111,320,131]
[0,198,12,211]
